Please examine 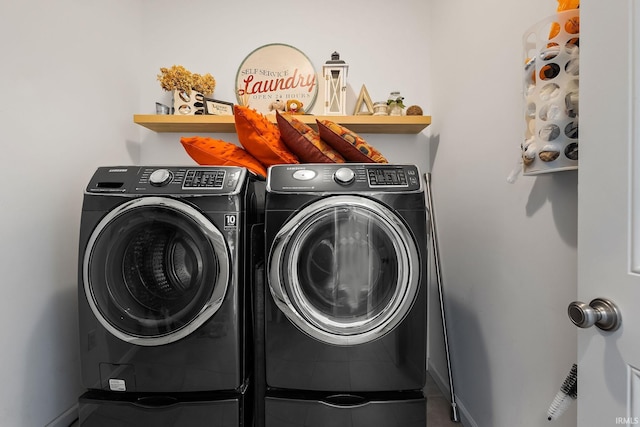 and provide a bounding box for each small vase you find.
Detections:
[388,102,403,116]
[387,91,404,116]
[173,89,205,115]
